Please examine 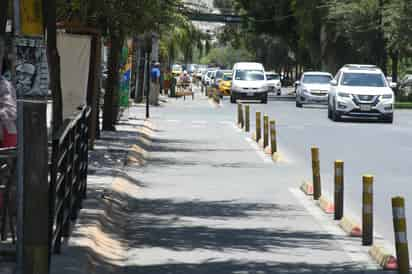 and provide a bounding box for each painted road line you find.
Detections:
[192,120,208,124]
[289,187,379,270]
[166,120,181,123]
[245,136,272,164]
